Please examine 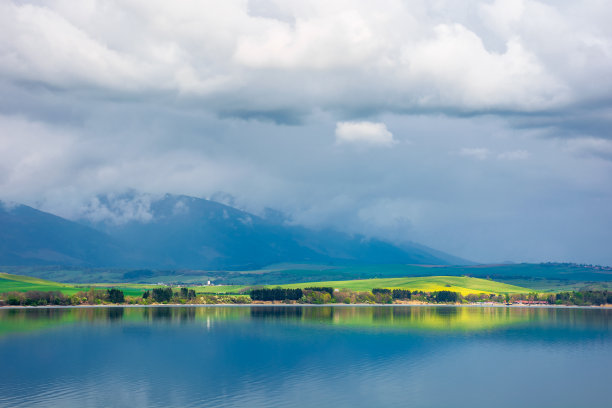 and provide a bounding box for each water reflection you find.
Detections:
[1,306,611,408]
[1,306,611,338]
